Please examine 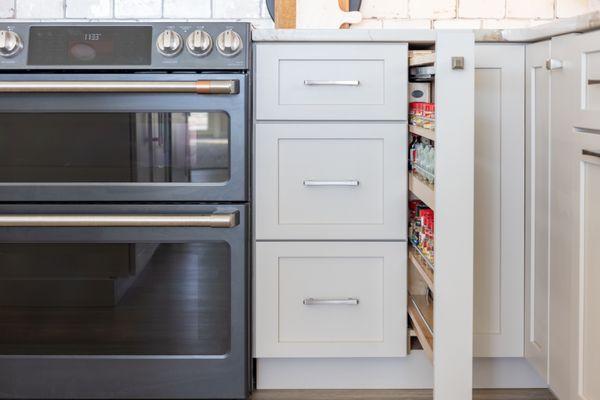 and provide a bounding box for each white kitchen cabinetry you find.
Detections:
[255,123,406,240]
[548,30,600,400]
[254,241,406,358]
[525,40,551,382]
[253,32,474,400]
[254,42,409,360]
[474,44,525,357]
[578,152,600,400]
